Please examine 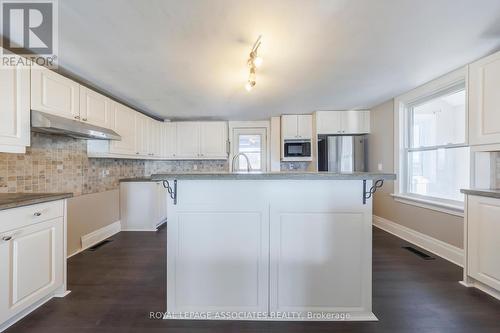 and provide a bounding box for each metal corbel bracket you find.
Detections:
[163,180,177,205]
[363,179,384,205]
